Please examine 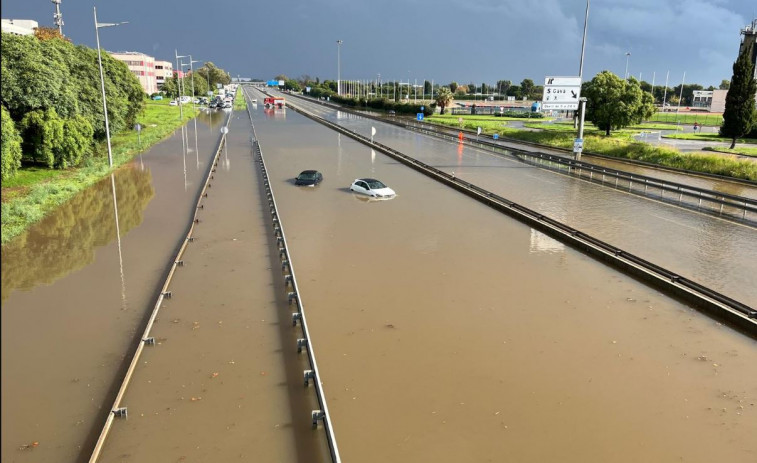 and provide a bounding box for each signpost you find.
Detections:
[573,138,583,153]
[417,113,424,121]
[134,123,142,147]
[541,76,581,110]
